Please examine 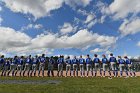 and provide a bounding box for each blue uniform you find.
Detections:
[26,58,32,64]
[66,59,72,64]
[38,57,46,77]
[32,58,39,64]
[57,58,64,64]
[79,58,85,64]
[15,58,24,76]
[102,58,108,64]
[57,57,64,77]
[72,58,78,64]
[109,57,117,62]
[118,59,125,64]
[40,57,46,63]
[93,58,100,63]
[125,59,132,64]
[17,58,24,65]
[86,58,92,64]
[0,58,5,64]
